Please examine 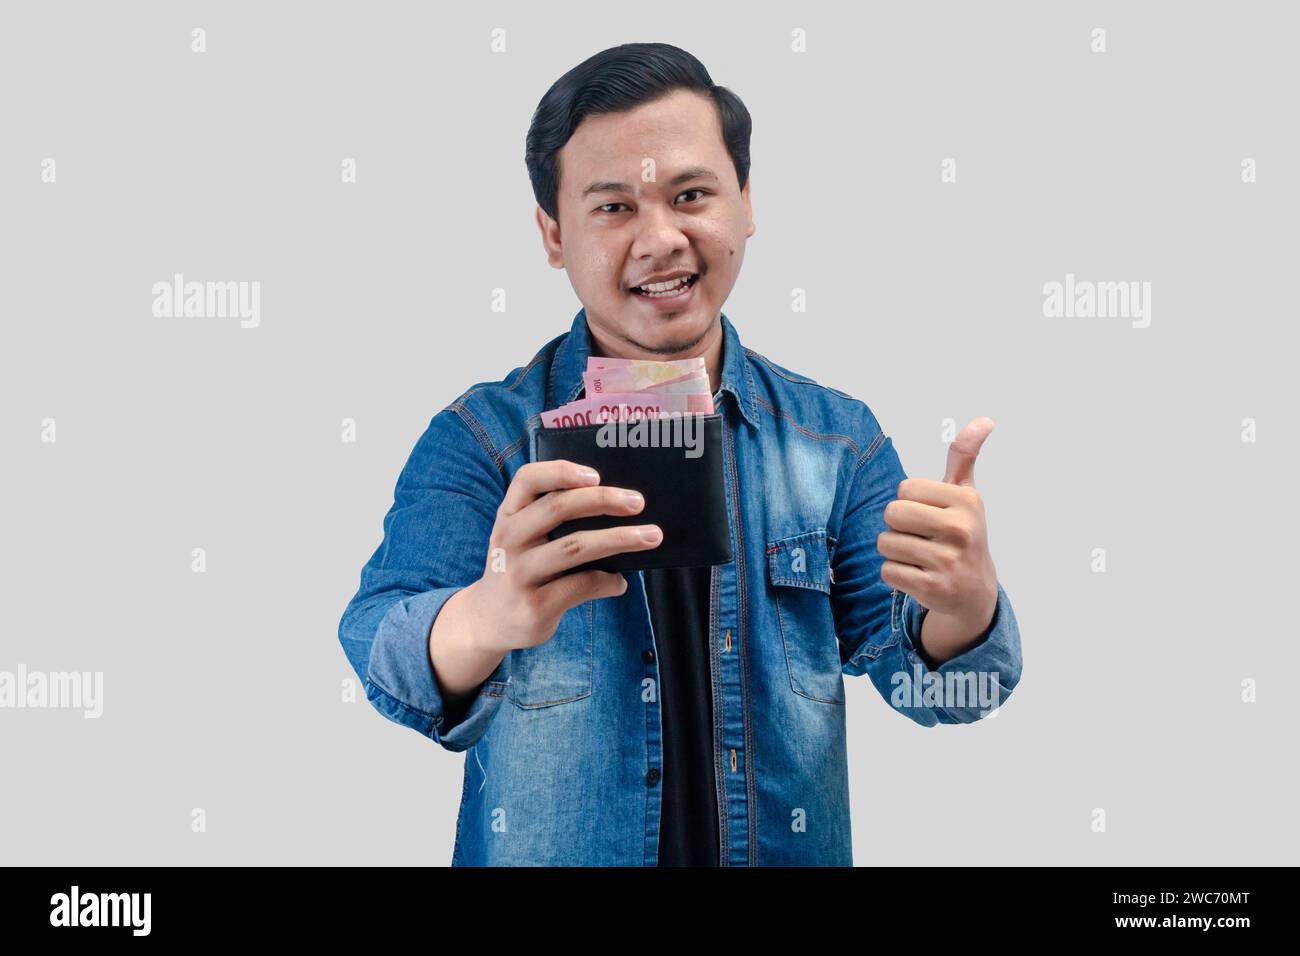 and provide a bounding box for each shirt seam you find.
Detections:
[447,349,551,474]
[754,394,862,457]
[853,430,888,471]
